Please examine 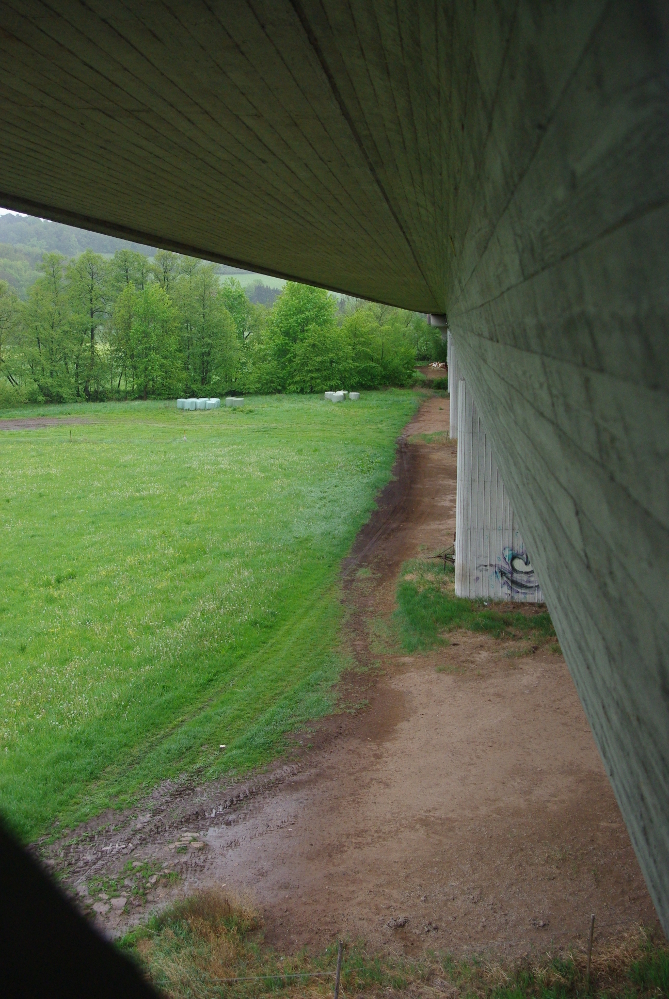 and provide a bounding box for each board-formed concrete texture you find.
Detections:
[0,2,667,930]
[447,335,461,440]
[456,379,543,603]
